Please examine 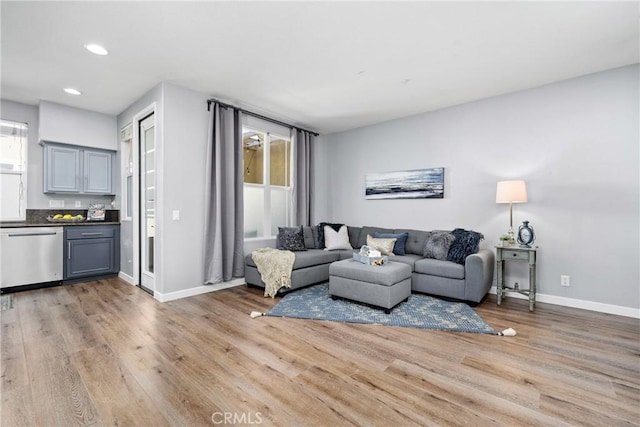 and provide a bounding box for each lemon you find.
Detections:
[53,214,63,219]
[63,214,73,219]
